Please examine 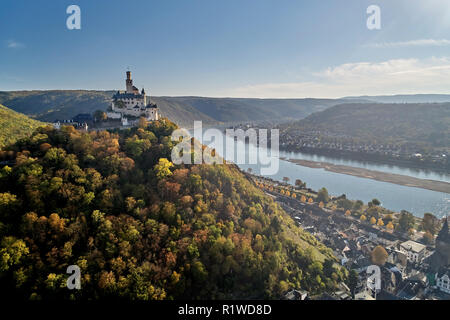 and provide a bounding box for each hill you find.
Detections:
[0,120,344,300]
[343,94,450,104]
[284,103,450,147]
[0,104,45,148]
[0,91,346,126]
[279,103,450,169]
